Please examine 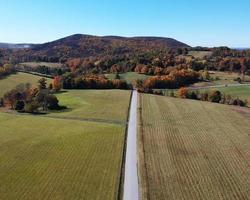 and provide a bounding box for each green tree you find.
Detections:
[38,78,47,90]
